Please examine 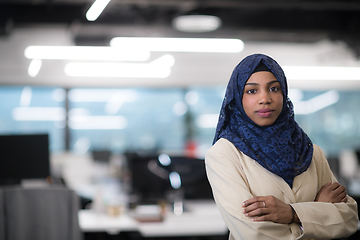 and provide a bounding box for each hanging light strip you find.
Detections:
[24,46,150,61]
[64,54,175,78]
[110,37,244,53]
[86,0,111,21]
[283,66,360,81]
